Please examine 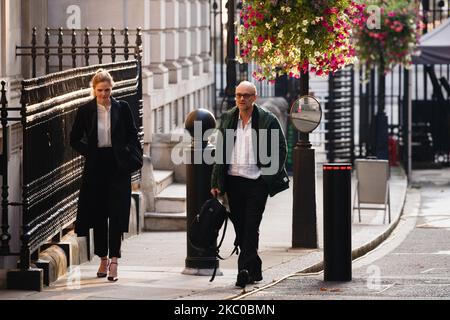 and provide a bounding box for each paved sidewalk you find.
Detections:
[0,166,407,300]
